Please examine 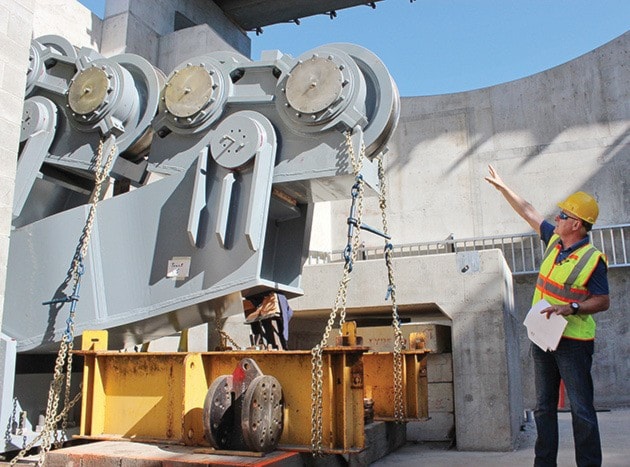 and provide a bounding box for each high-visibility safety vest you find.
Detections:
[532,234,608,340]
